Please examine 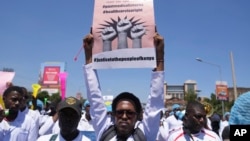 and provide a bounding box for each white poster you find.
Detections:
[92,0,156,69]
